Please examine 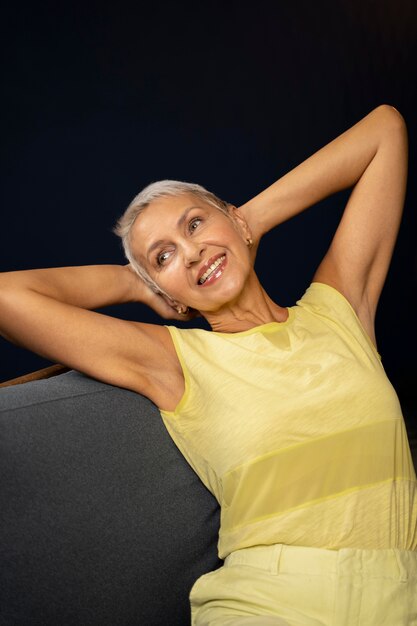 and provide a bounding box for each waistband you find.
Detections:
[224,544,417,581]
